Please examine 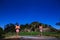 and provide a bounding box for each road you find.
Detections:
[20,36,60,40]
[1,36,60,40]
